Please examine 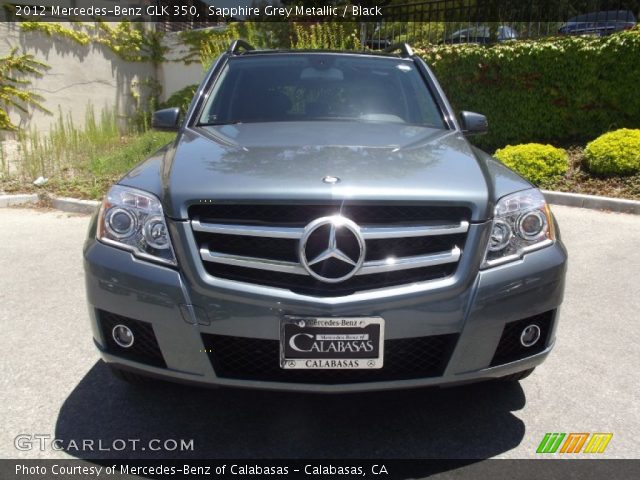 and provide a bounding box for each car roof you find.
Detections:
[232,49,410,60]
[226,40,417,60]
